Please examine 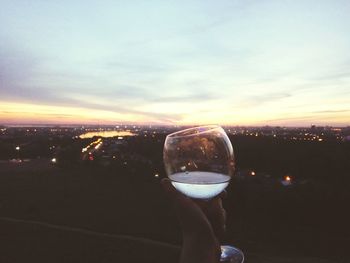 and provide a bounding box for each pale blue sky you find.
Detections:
[1,0,350,126]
